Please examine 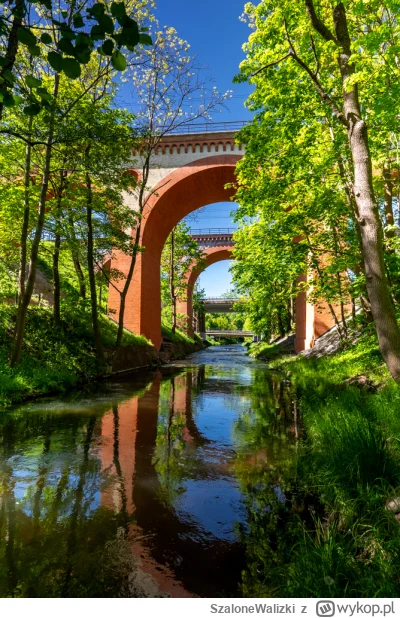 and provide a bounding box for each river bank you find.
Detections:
[0,345,276,597]
[0,304,203,410]
[243,328,400,597]
[2,328,400,597]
